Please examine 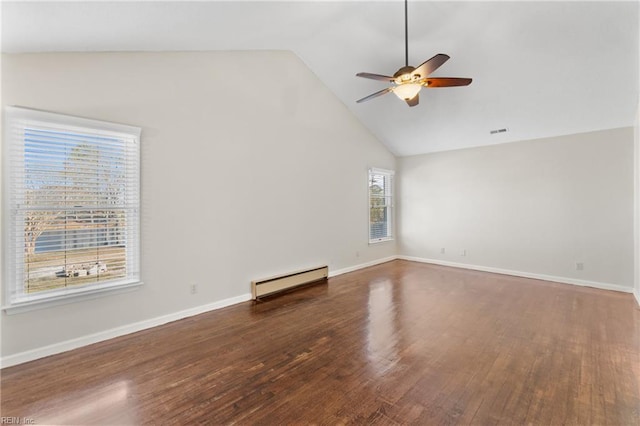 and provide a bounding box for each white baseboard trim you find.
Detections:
[0,292,252,369]
[398,255,634,294]
[329,256,398,278]
[4,256,633,368]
